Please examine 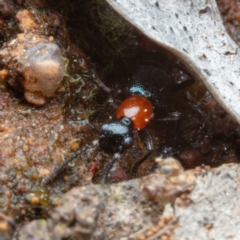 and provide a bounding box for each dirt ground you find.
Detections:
[0,0,240,239]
